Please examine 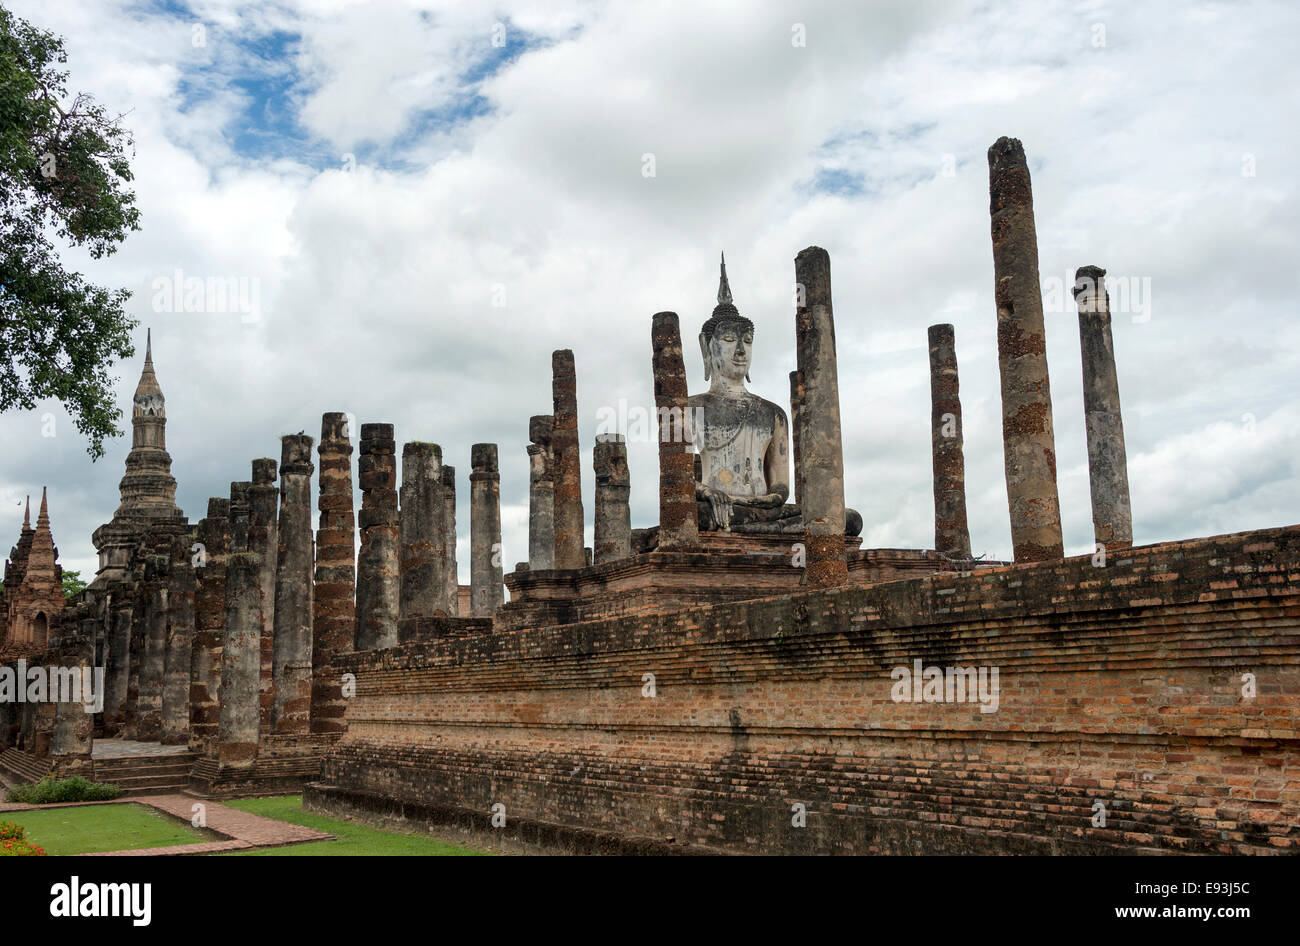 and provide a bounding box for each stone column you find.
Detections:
[469,444,504,617]
[51,625,93,773]
[399,442,447,620]
[159,538,195,744]
[988,136,1064,562]
[593,434,631,563]
[135,554,168,740]
[102,591,132,734]
[190,498,229,753]
[229,481,252,553]
[927,324,973,560]
[248,458,279,735]
[527,416,555,570]
[1075,265,1133,550]
[789,370,806,507]
[651,312,699,550]
[356,423,399,651]
[551,350,586,569]
[794,246,848,588]
[272,434,315,733]
[311,412,355,735]
[441,466,459,616]
[218,551,261,768]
